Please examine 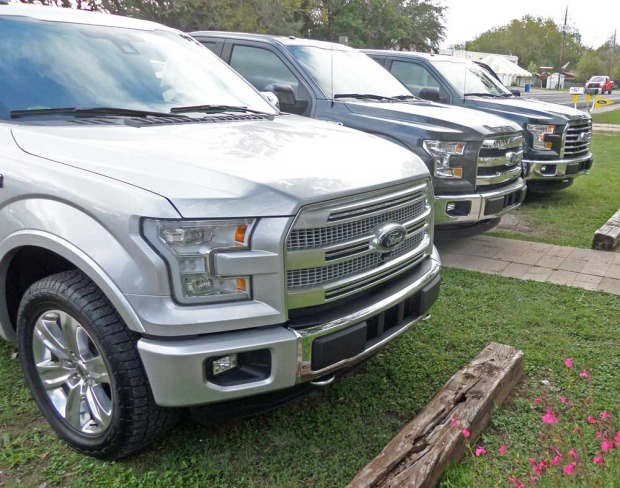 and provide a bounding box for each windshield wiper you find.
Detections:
[10,107,178,119]
[463,93,502,98]
[333,93,392,101]
[390,94,420,101]
[170,104,270,115]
